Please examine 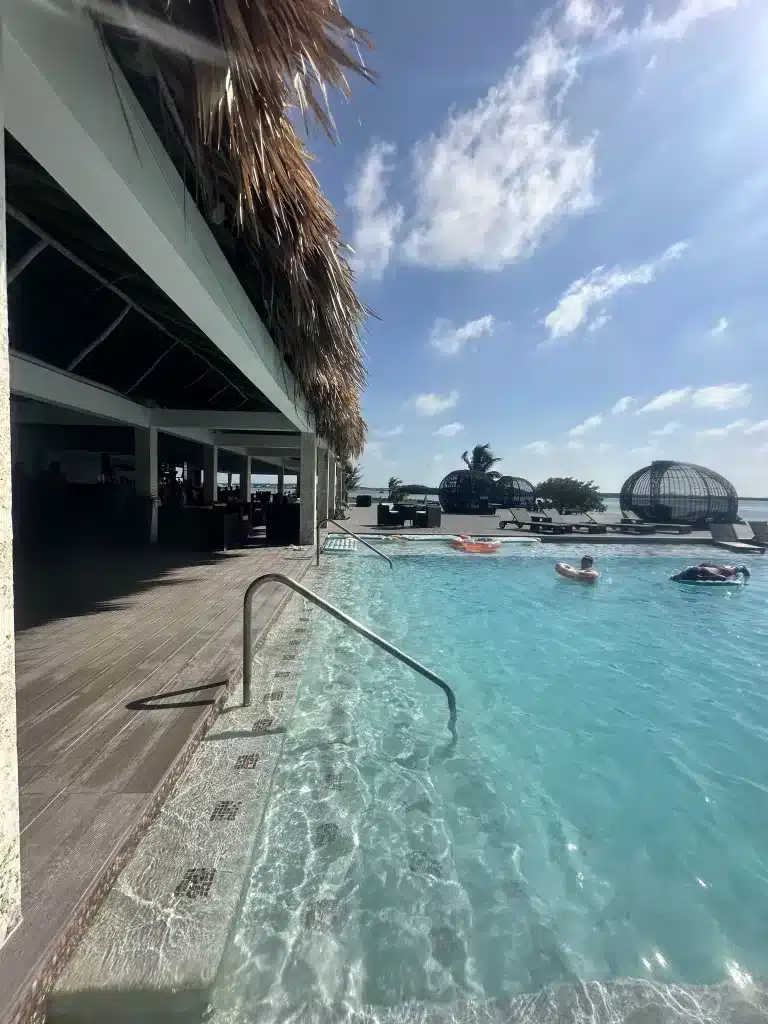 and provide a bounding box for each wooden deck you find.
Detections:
[2,542,312,1024]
